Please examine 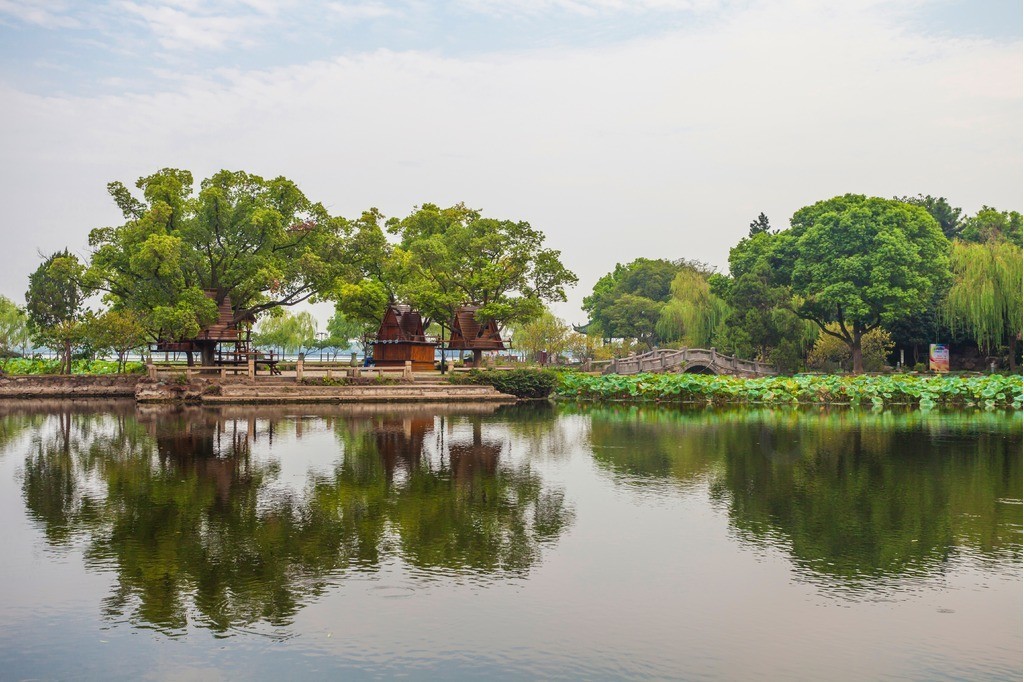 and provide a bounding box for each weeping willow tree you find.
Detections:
[943,240,1022,366]
[655,268,731,347]
[252,310,318,357]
